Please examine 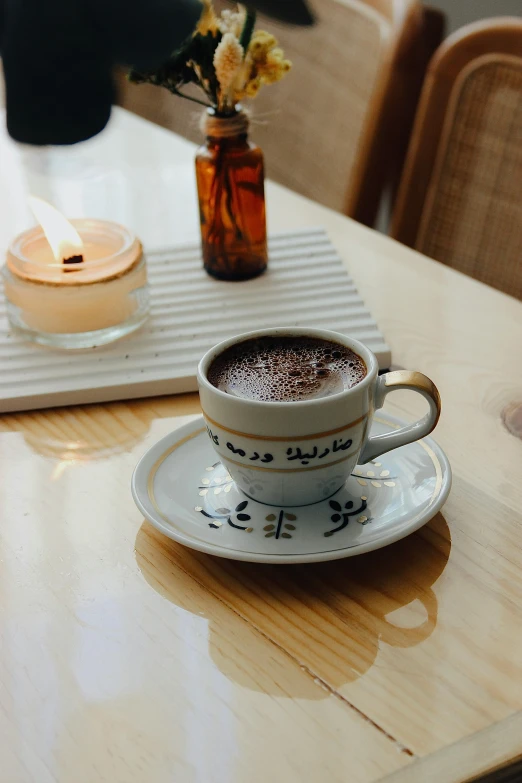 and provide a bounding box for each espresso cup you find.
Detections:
[197,327,441,506]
